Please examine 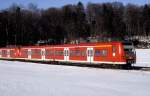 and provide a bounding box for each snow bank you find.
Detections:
[0,60,150,96]
[135,49,150,67]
